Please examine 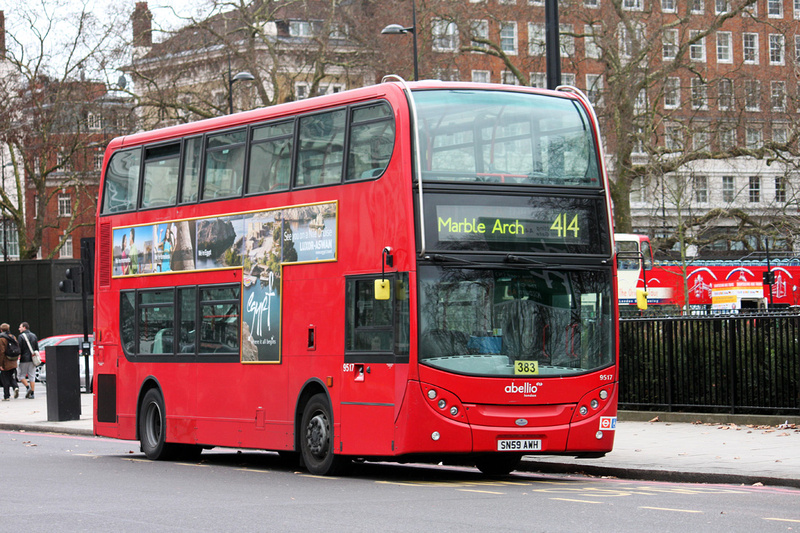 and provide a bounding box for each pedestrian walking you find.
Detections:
[18,322,40,399]
[0,323,20,400]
